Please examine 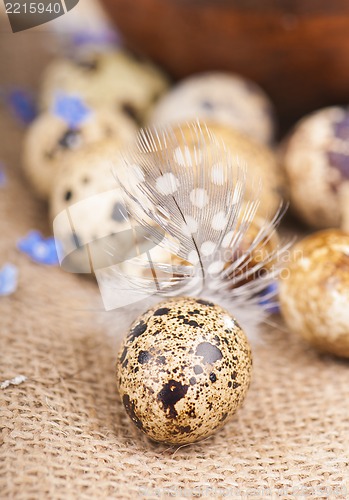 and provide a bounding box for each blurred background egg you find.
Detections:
[170,121,286,219]
[50,141,140,273]
[100,0,349,129]
[40,48,170,125]
[147,72,275,145]
[22,104,137,199]
[280,107,349,229]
